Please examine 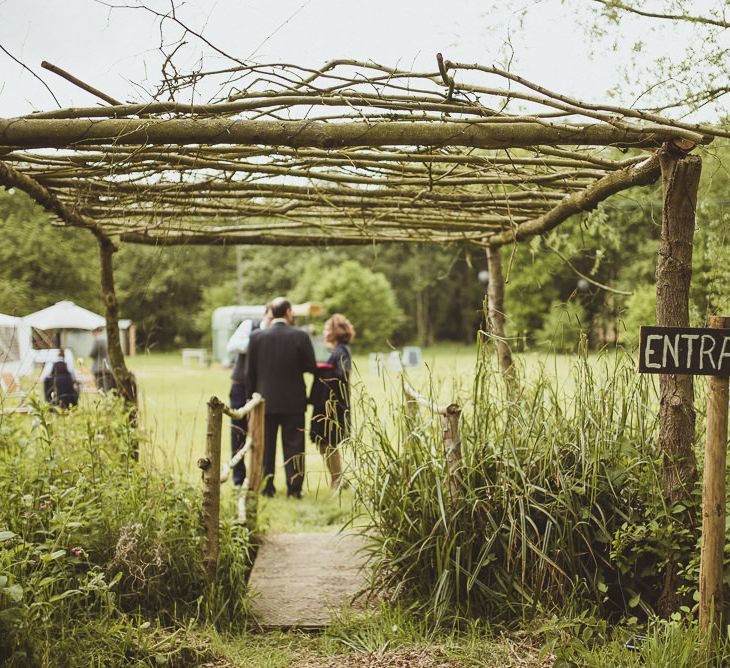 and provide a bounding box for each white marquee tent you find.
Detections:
[24,300,106,331]
[0,313,34,378]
